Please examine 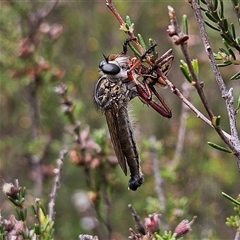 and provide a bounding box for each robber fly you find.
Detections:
[94,40,173,190]
[94,53,144,191]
